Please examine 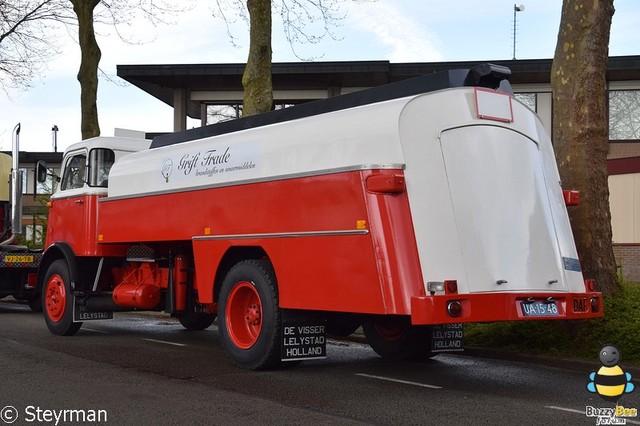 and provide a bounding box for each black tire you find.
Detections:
[178,312,216,330]
[363,316,432,360]
[218,259,281,370]
[42,260,82,336]
[27,295,42,312]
